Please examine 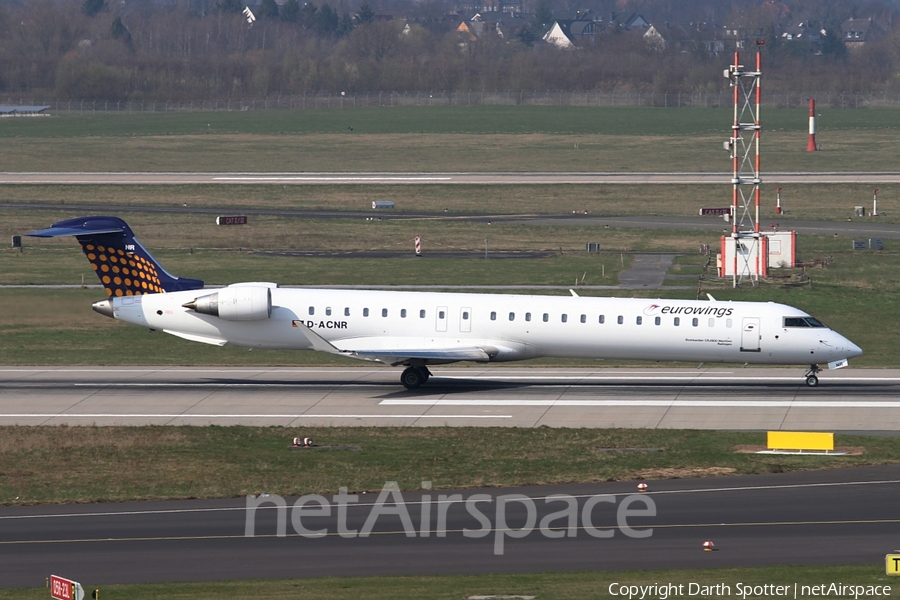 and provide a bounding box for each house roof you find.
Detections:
[841,17,873,41]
